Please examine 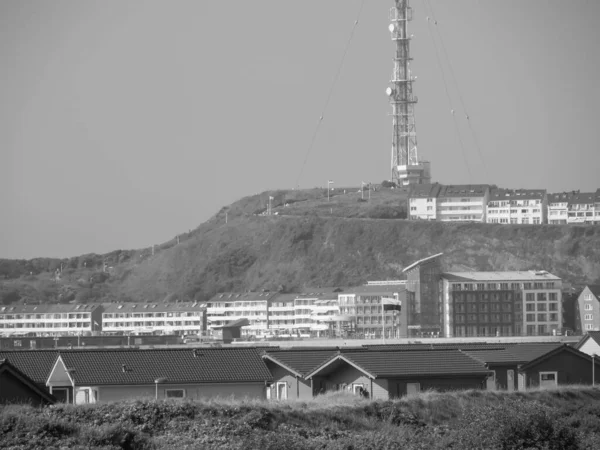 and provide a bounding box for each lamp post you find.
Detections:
[361,181,366,200]
[327,180,334,202]
[155,377,167,400]
[593,355,596,387]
